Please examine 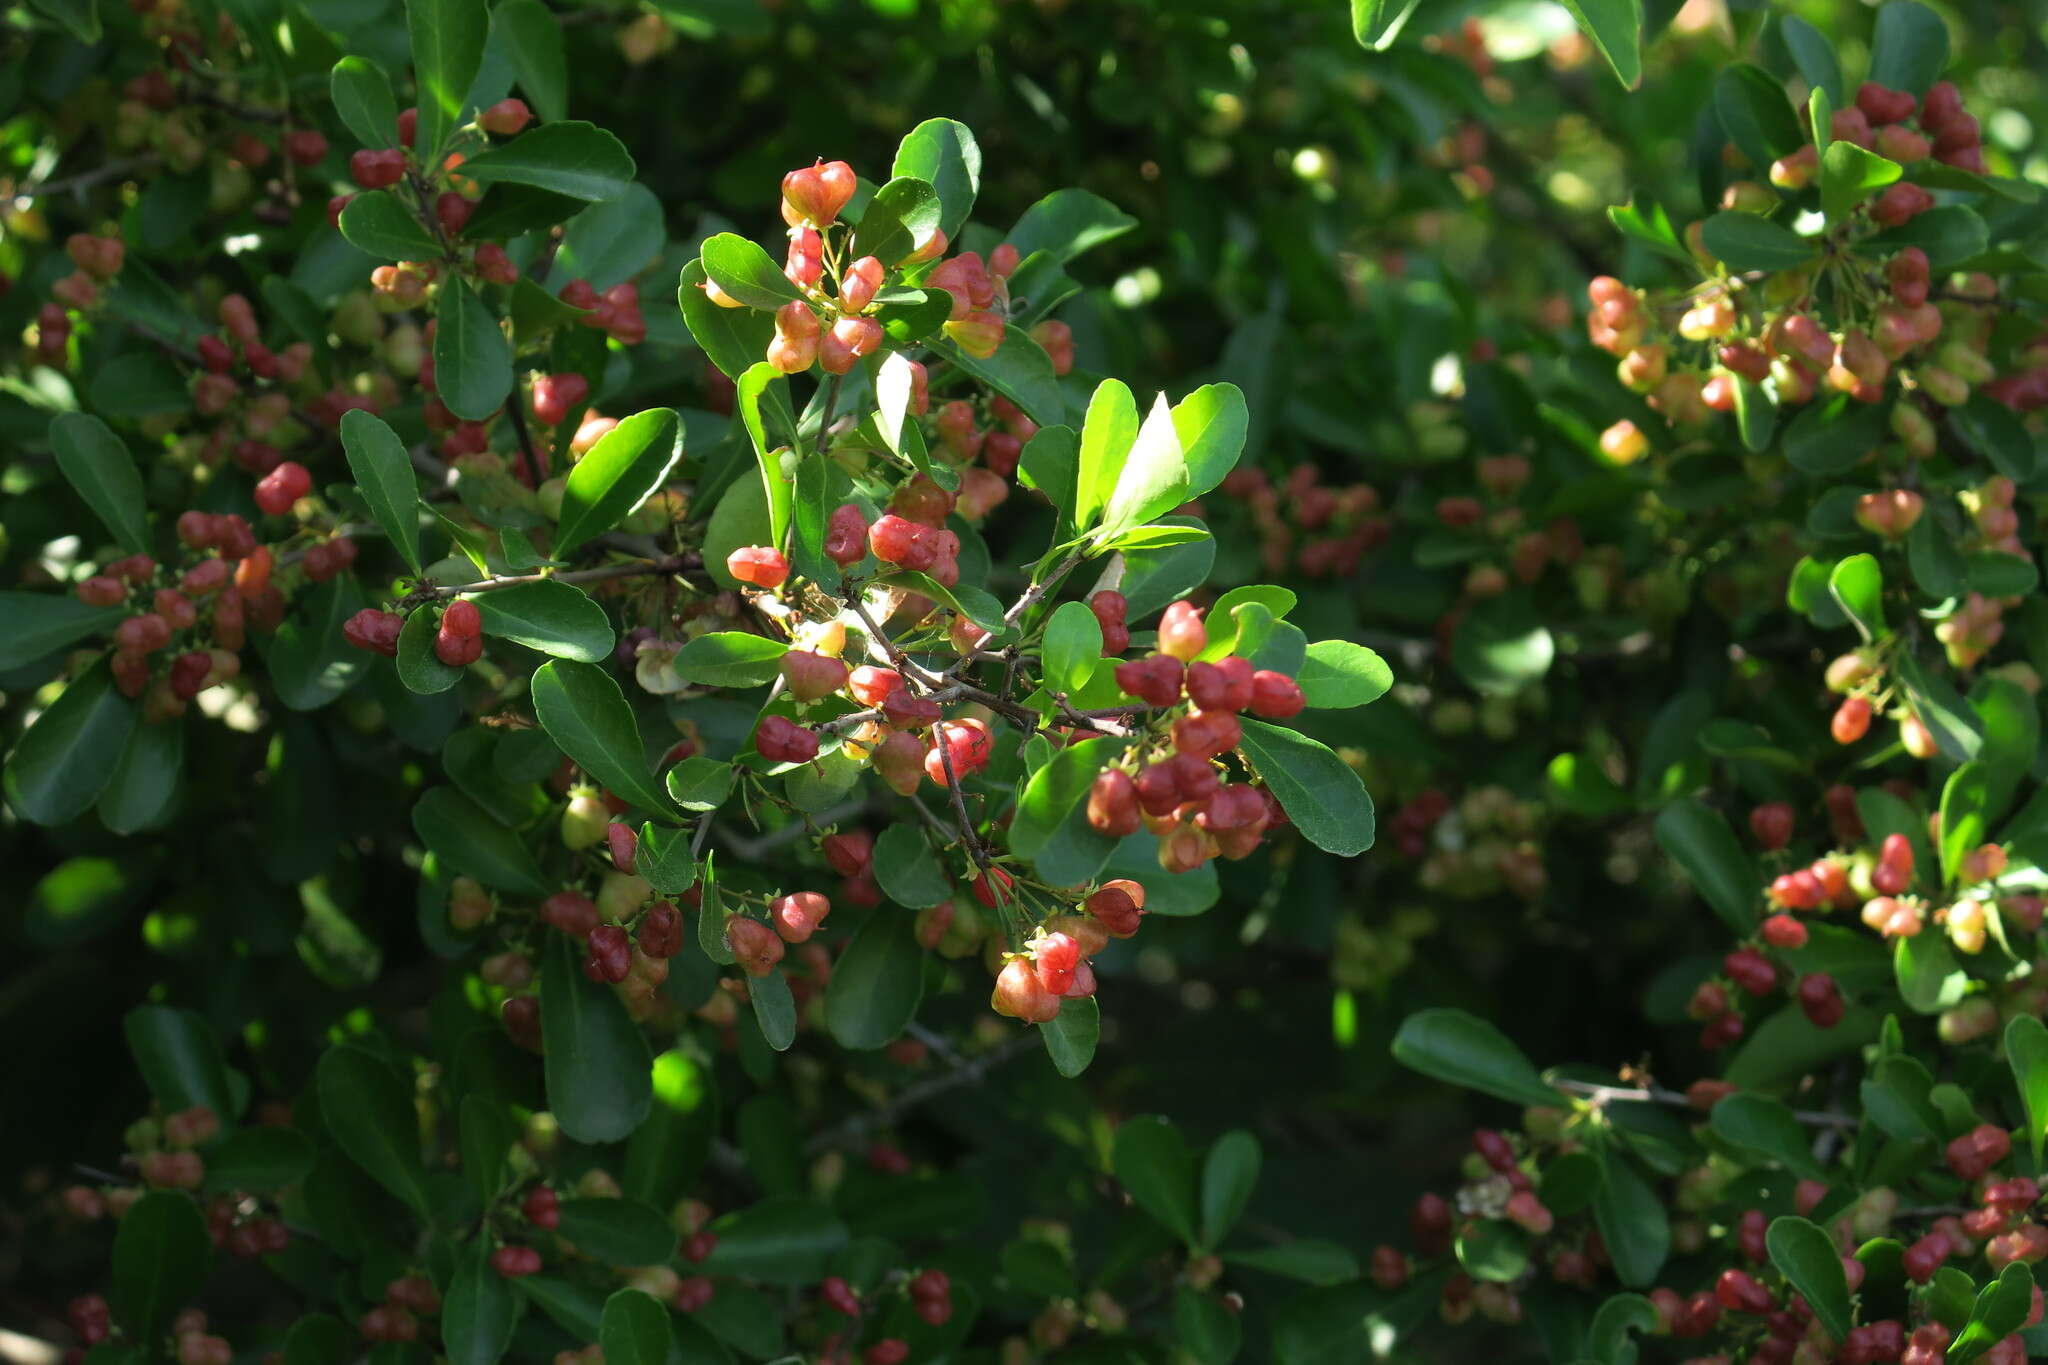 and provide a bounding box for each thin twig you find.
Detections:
[410,555,688,603]
[1553,1078,1858,1128]
[505,394,548,490]
[802,1033,1039,1155]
